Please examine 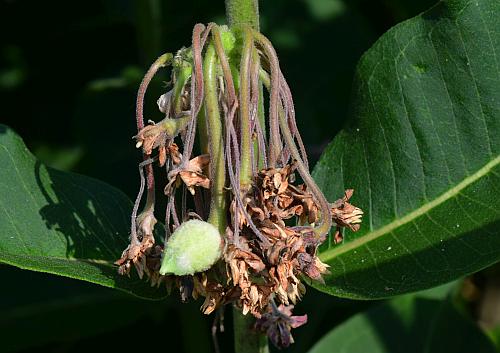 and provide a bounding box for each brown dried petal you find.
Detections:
[179,171,210,194]
[277,192,294,209]
[331,189,363,231]
[229,246,266,273]
[297,252,326,283]
[168,143,182,165]
[249,285,259,305]
[247,201,266,222]
[187,154,210,173]
[135,124,166,155]
[165,154,211,195]
[114,235,156,279]
[158,145,167,167]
